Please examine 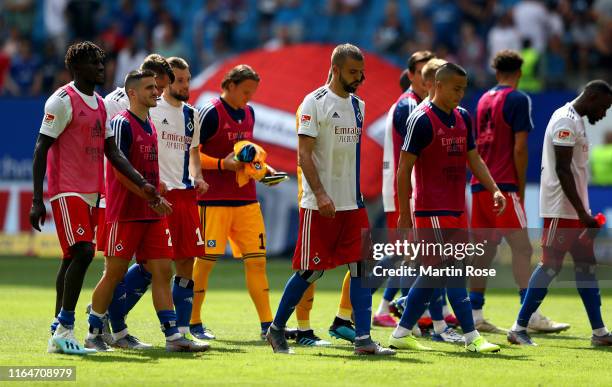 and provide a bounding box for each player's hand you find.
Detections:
[194,178,209,195]
[261,165,282,186]
[492,190,506,215]
[148,196,173,216]
[222,152,243,172]
[397,213,413,230]
[159,181,168,196]
[316,192,335,218]
[29,199,46,232]
[266,165,277,176]
[141,183,160,201]
[579,212,600,229]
